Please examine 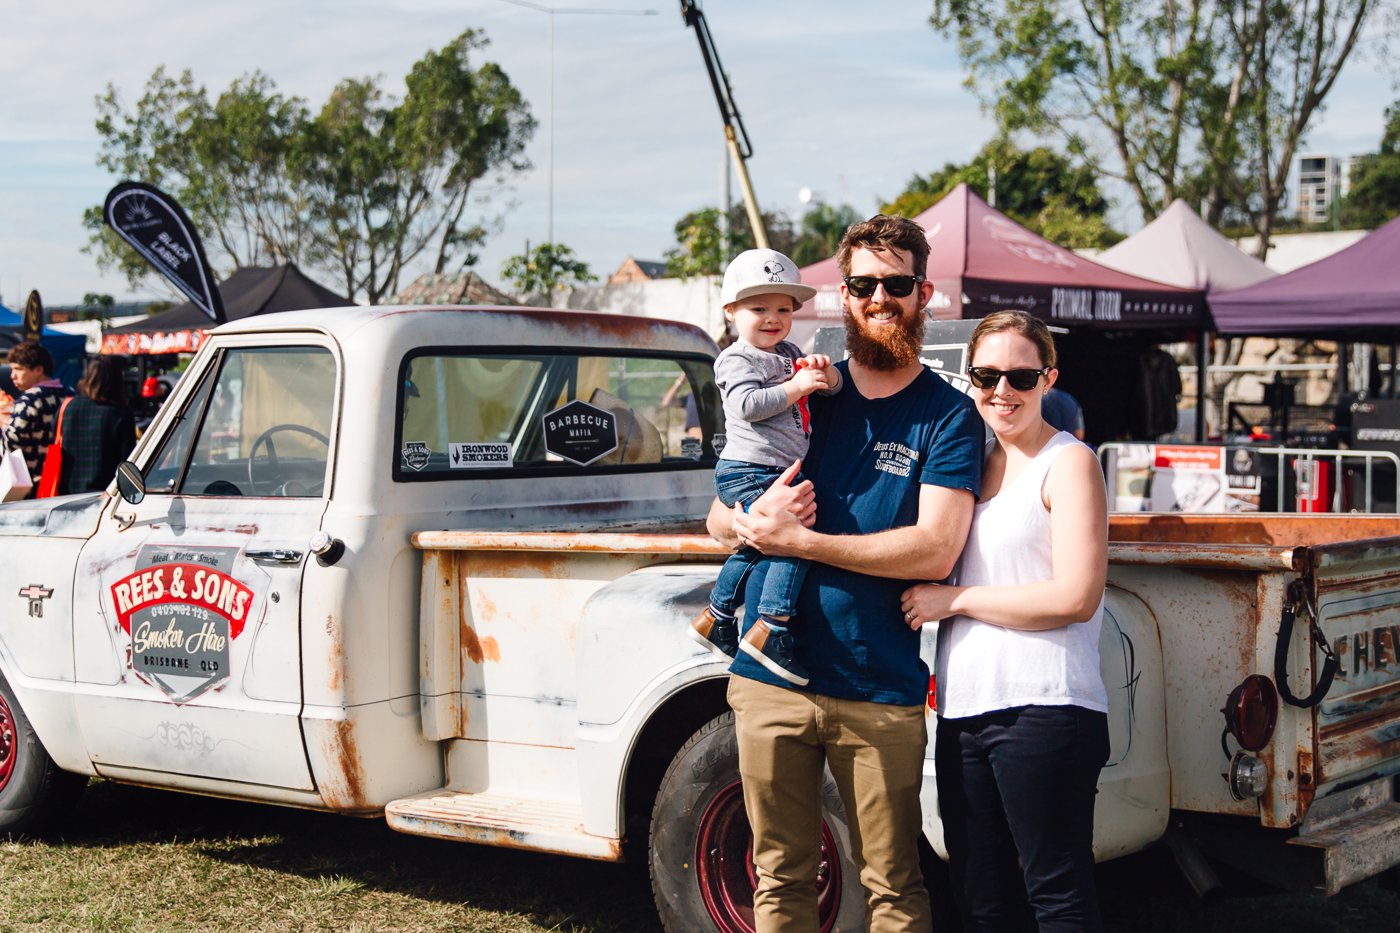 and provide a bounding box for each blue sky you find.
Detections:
[0,0,1394,306]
